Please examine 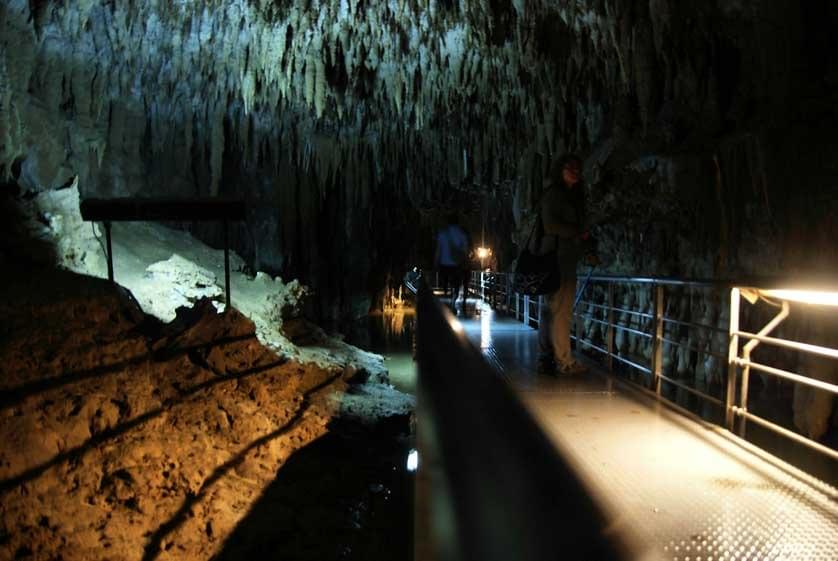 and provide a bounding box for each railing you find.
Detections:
[727,288,838,462]
[406,273,630,561]
[80,197,246,308]
[468,271,838,467]
[470,270,542,327]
